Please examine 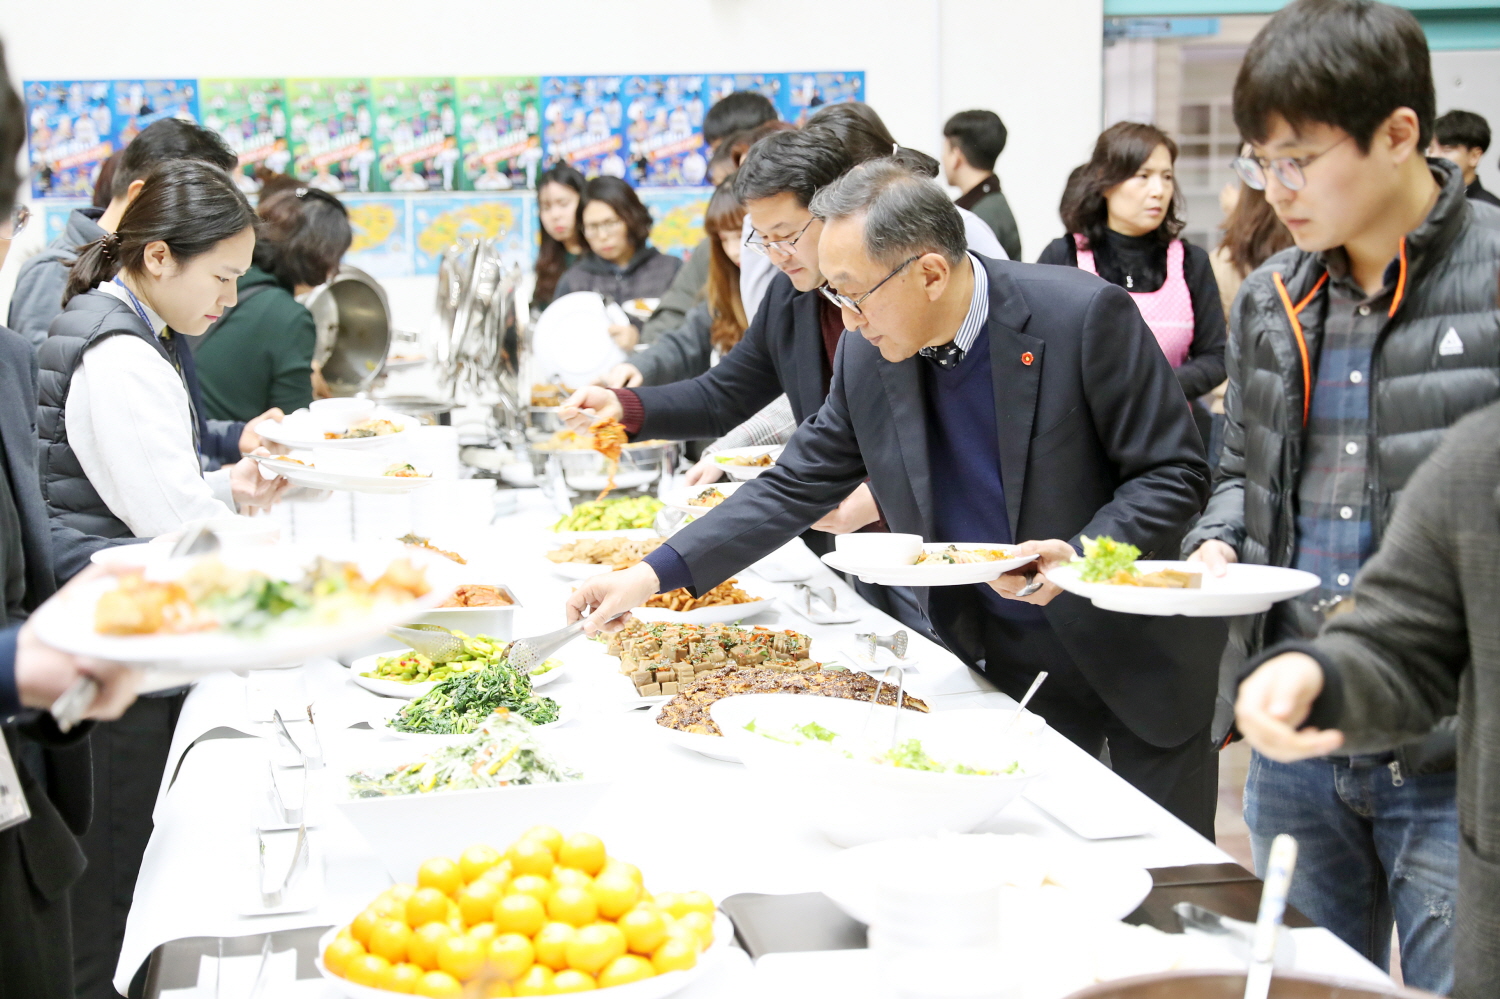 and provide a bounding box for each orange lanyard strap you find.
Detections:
[1388,237,1408,318]
[1272,271,1328,427]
